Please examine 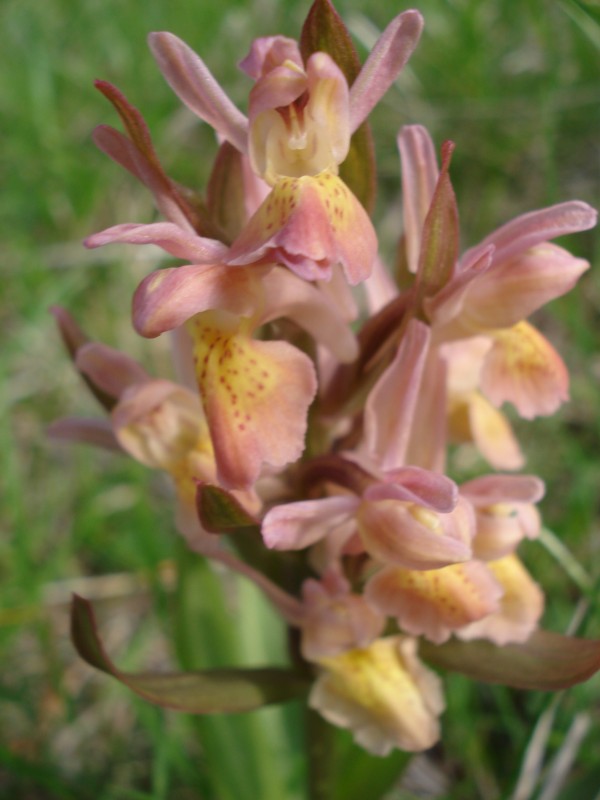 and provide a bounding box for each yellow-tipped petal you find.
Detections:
[188,311,317,489]
[458,554,545,645]
[366,562,502,644]
[482,321,569,419]
[310,636,444,755]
